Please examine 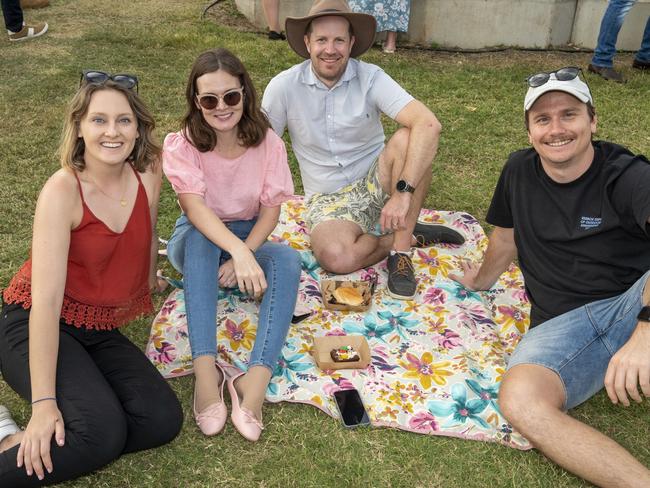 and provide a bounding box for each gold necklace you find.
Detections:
[88,166,128,207]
